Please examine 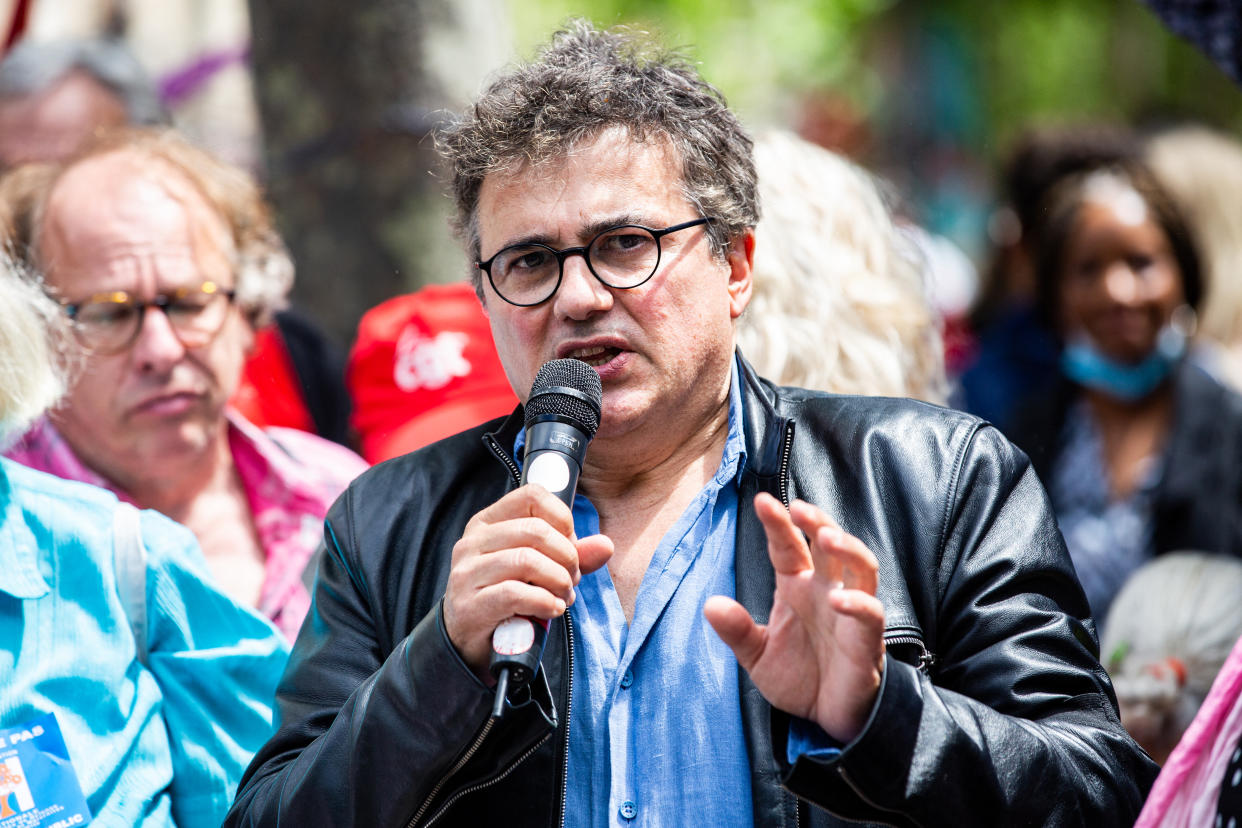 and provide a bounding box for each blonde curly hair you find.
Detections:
[0,257,69,446]
[1147,125,1242,390]
[739,131,947,403]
